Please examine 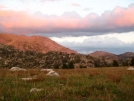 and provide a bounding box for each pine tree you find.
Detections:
[68,61,74,69]
[113,60,119,67]
[130,57,134,66]
[62,63,68,69]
